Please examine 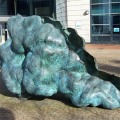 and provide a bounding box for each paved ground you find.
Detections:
[85,44,120,77]
[86,44,120,50]
[0,44,120,120]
